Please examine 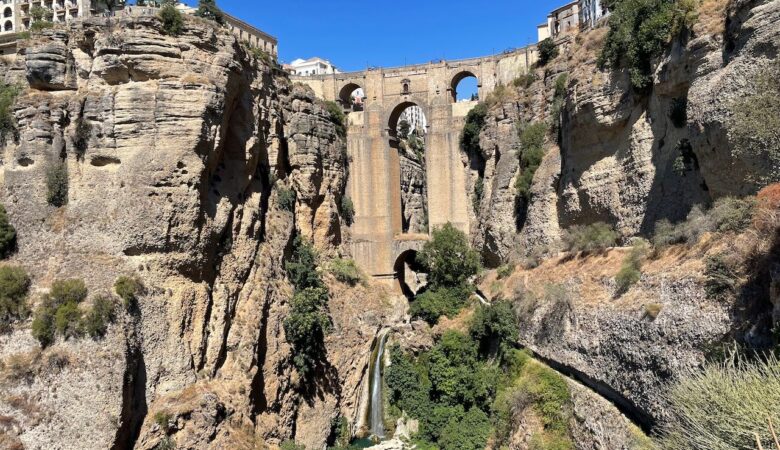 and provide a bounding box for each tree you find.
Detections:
[0,266,30,328]
[469,300,519,359]
[398,119,411,139]
[537,38,558,66]
[195,0,224,25]
[417,223,481,289]
[94,0,126,14]
[283,287,330,375]
[0,204,17,259]
[158,2,184,36]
